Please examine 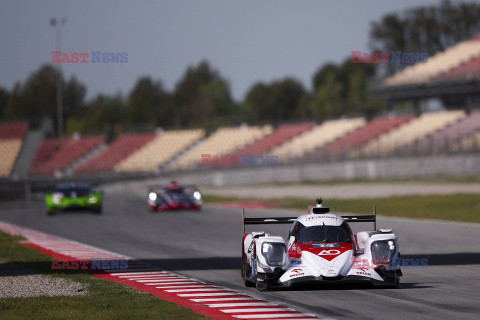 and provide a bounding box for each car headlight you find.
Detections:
[88,196,97,204]
[193,191,202,201]
[261,242,287,267]
[52,193,63,204]
[148,192,157,201]
[371,240,396,264]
